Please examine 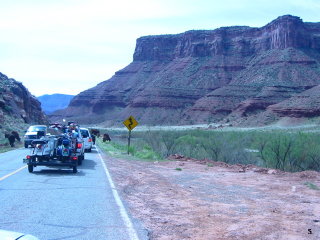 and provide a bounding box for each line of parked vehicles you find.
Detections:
[23,122,93,173]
